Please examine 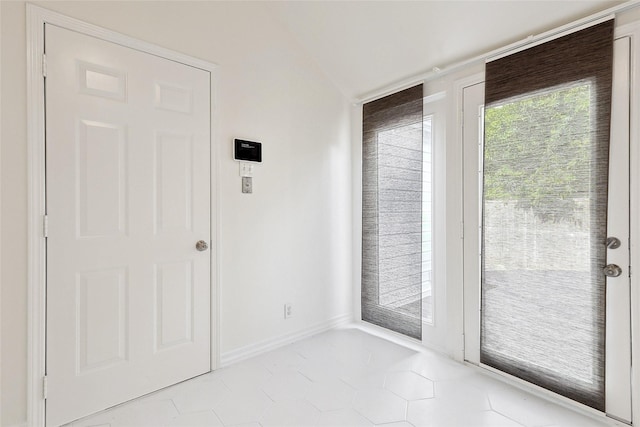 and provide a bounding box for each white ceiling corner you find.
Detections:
[265,1,625,100]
